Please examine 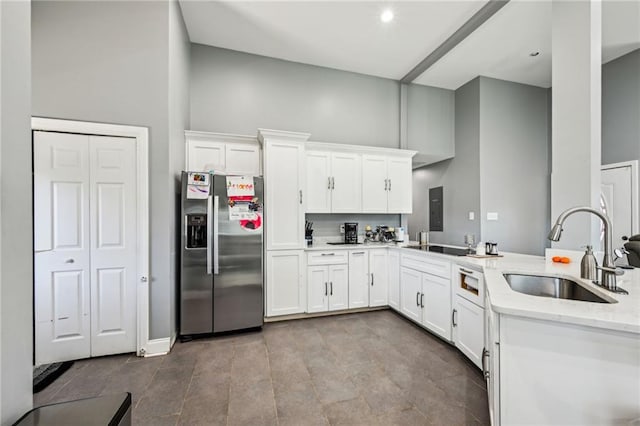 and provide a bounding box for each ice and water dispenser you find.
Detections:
[186,214,207,248]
